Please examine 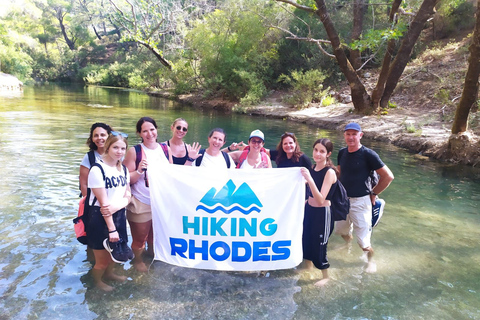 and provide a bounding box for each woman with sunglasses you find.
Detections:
[87,132,131,291]
[226,130,272,169]
[123,117,173,272]
[164,118,192,165]
[79,123,112,197]
[269,132,312,169]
